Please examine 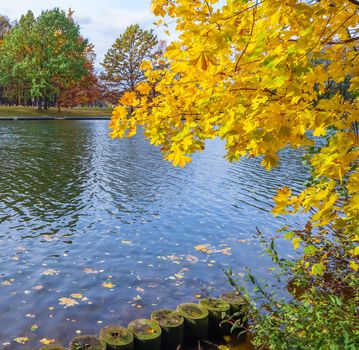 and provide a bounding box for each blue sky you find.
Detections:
[0,0,167,70]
